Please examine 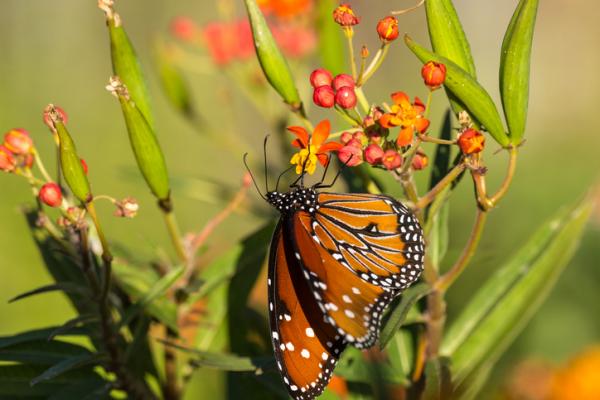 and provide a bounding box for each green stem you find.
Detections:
[357,43,389,86]
[162,207,188,264]
[344,27,358,79]
[435,209,488,292]
[355,87,370,114]
[489,147,518,206]
[32,149,55,183]
[416,163,465,210]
